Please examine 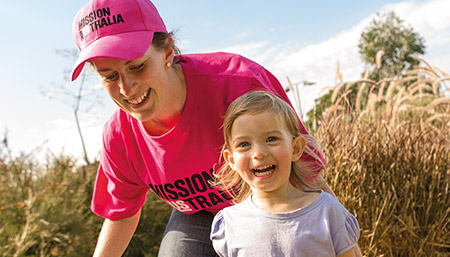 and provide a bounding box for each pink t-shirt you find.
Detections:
[91,52,325,220]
